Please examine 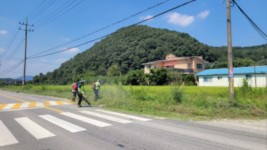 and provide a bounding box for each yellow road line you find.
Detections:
[0,104,8,110]
[56,101,64,105]
[29,102,37,108]
[11,103,23,109]
[0,98,66,113]
[0,93,26,102]
[44,101,51,107]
